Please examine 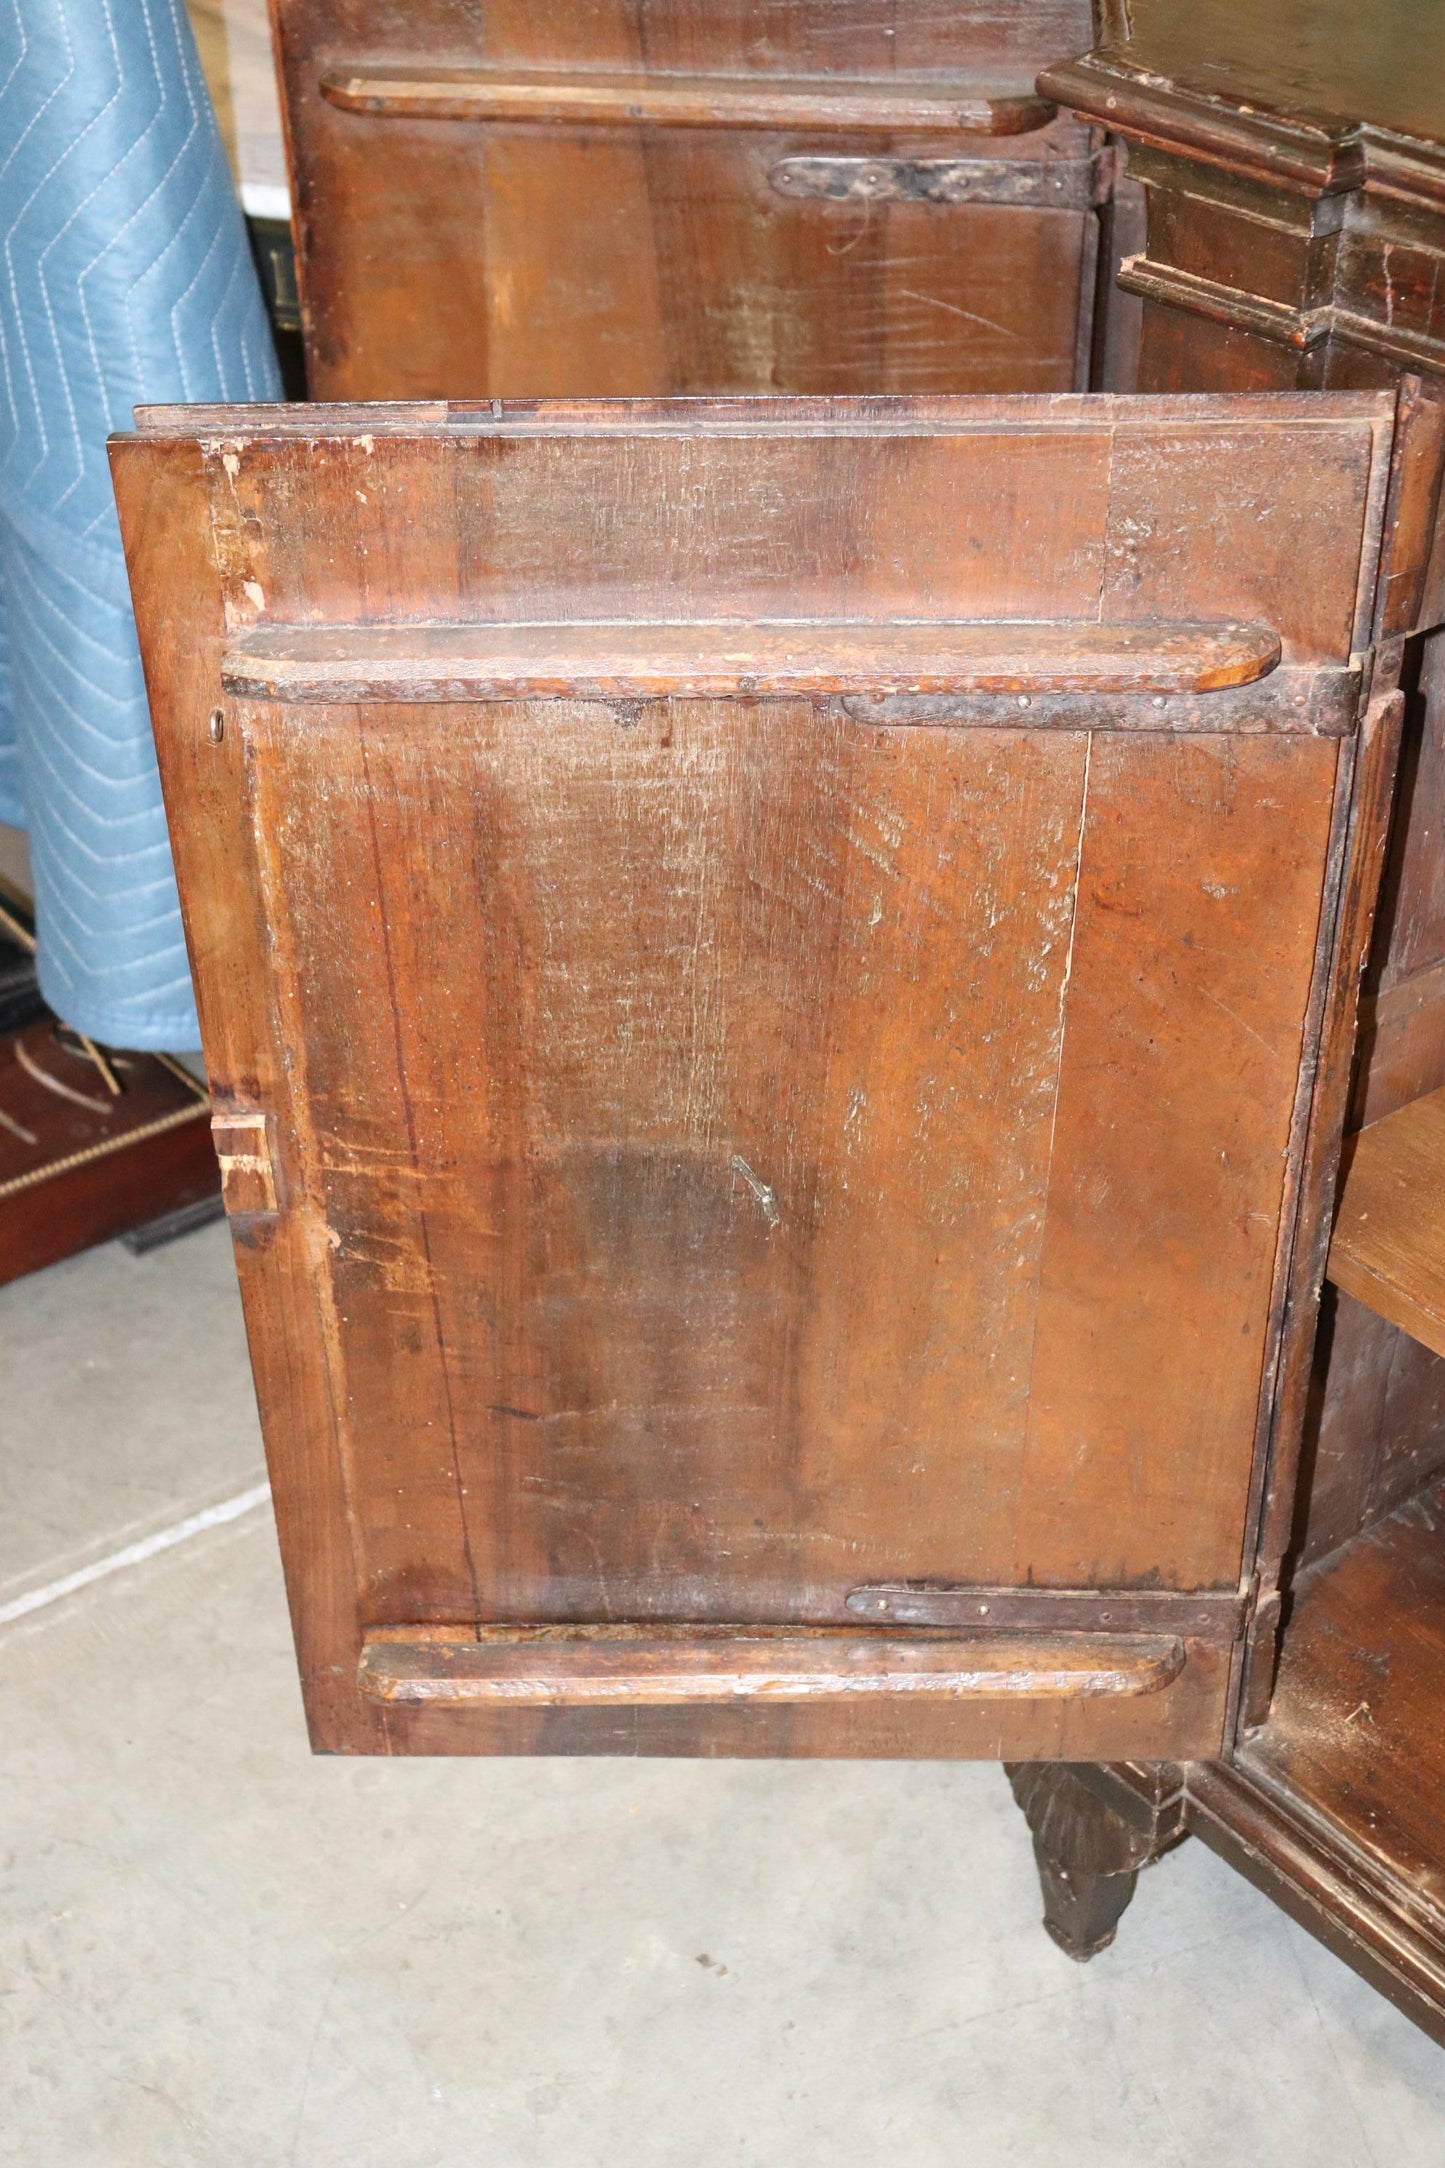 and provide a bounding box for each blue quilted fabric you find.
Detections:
[0,0,281,1047]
